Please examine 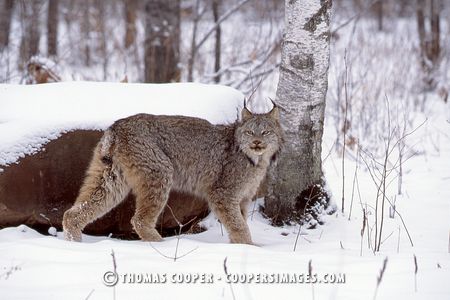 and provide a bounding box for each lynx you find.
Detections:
[63,104,283,244]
